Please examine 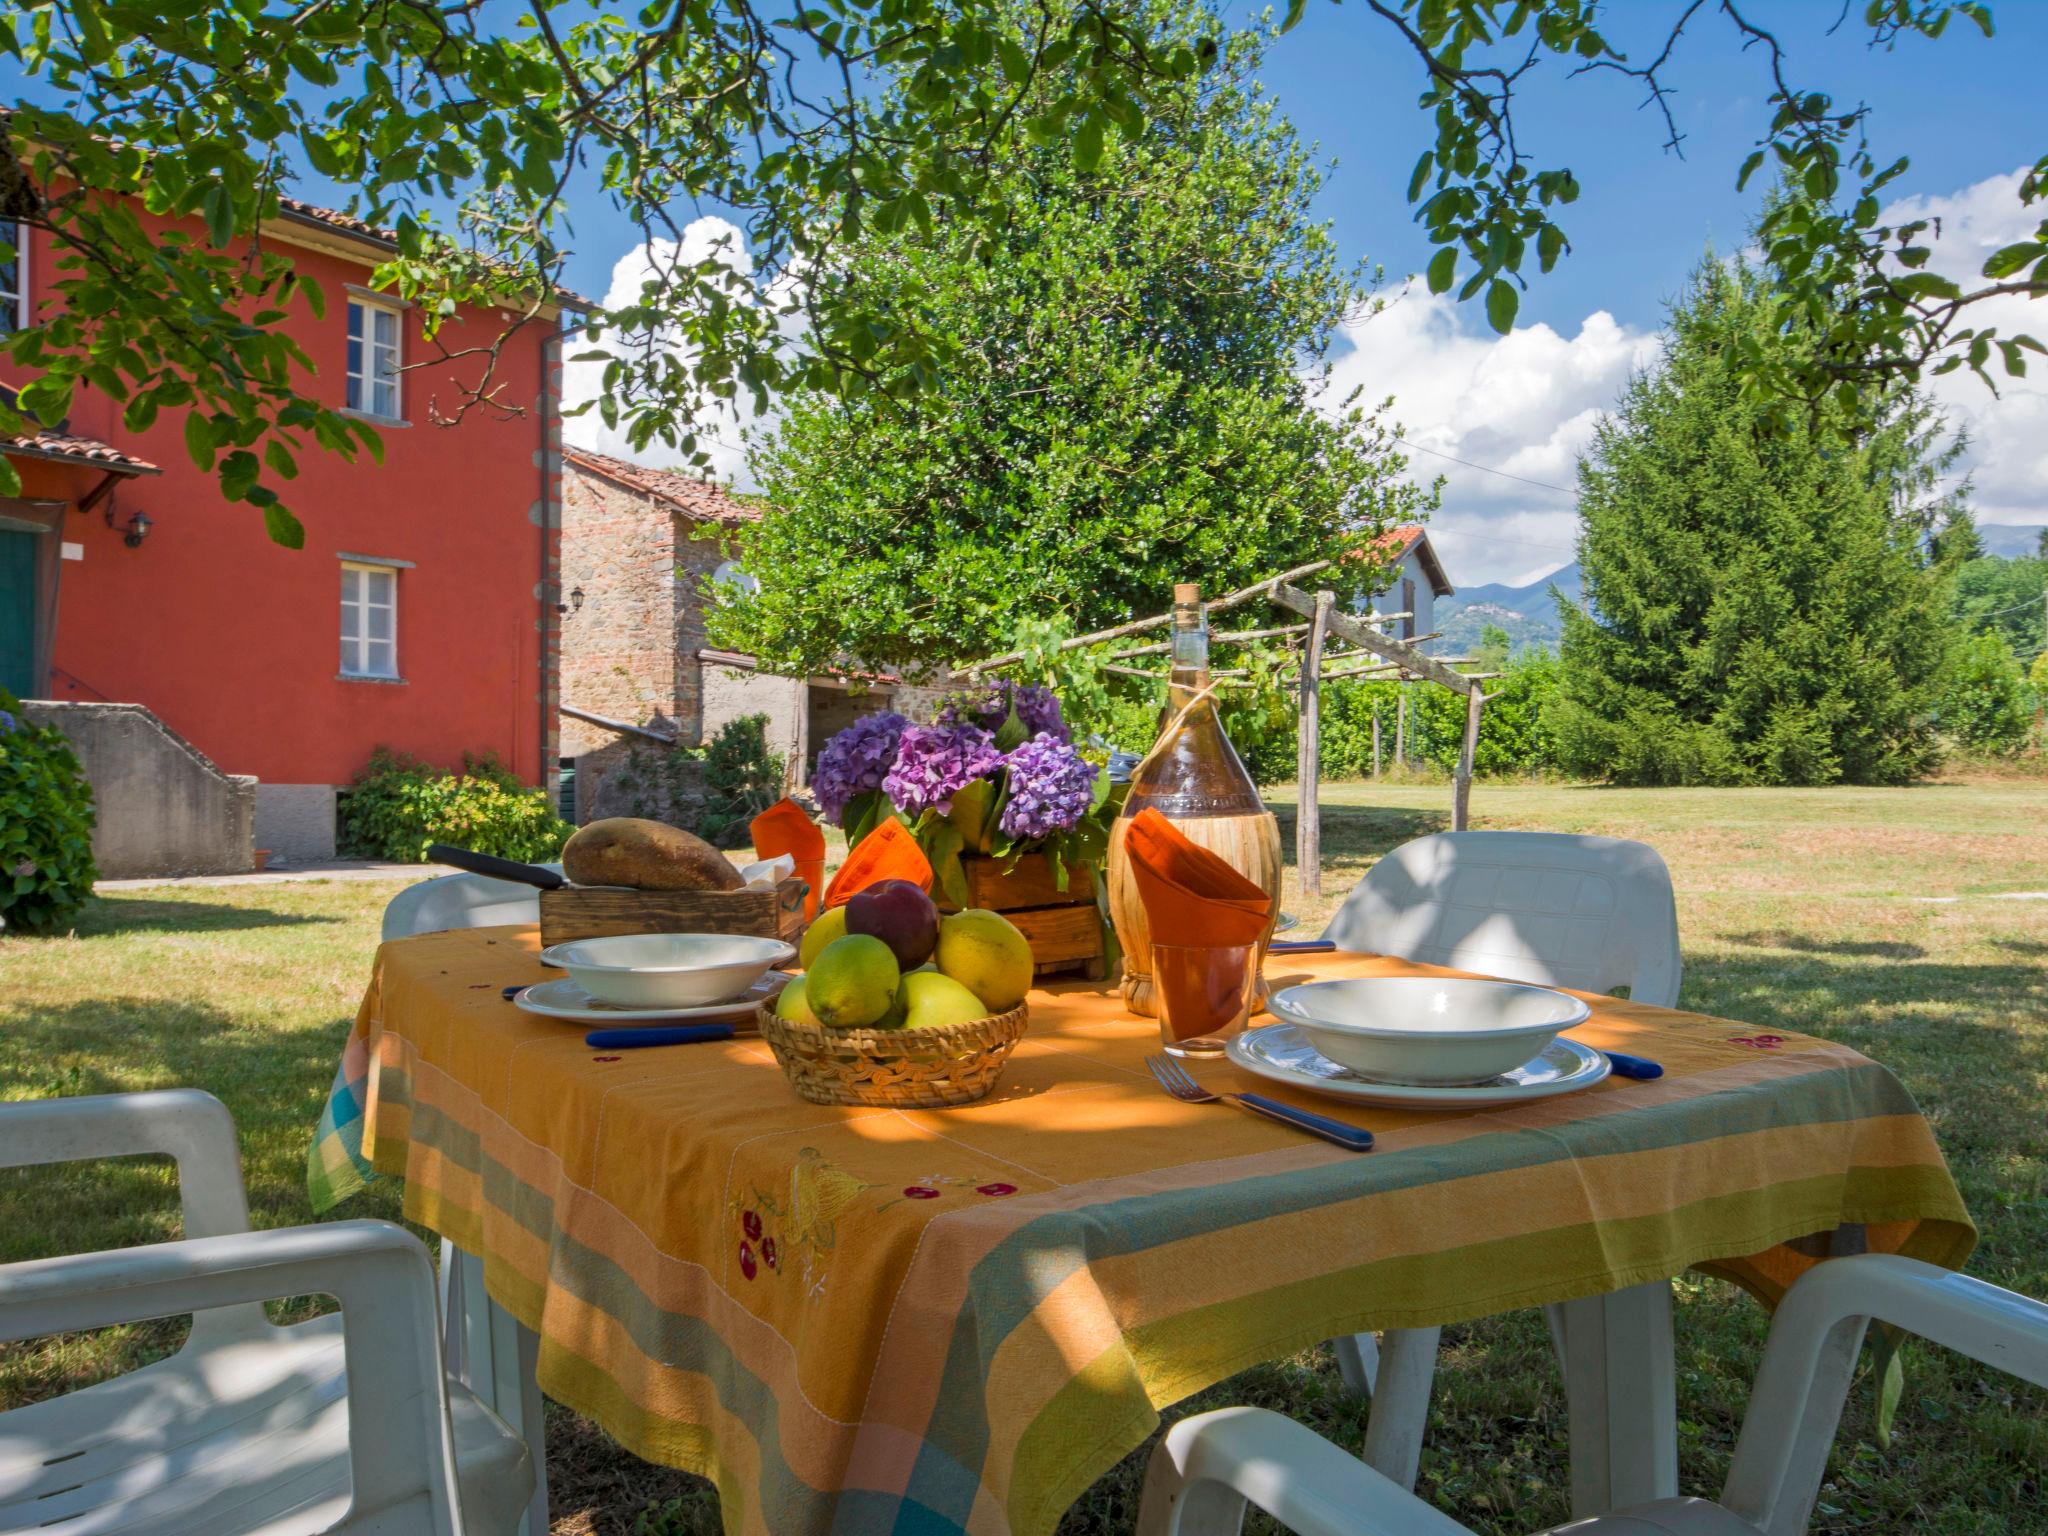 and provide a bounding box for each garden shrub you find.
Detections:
[0,692,97,932]
[1939,631,2034,755]
[339,748,571,863]
[610,715,787,849]
[696,714,786,848]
